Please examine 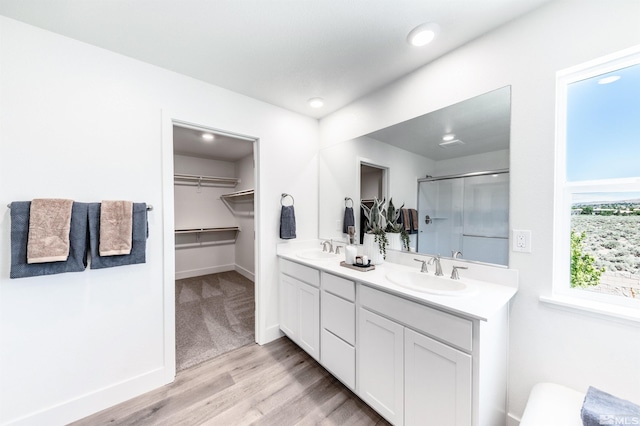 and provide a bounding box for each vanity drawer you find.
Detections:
[322,290,355,345]
[360,285,472,352]
[321,328,355,390]
[280,259,320,287]
[322,272,355,301]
